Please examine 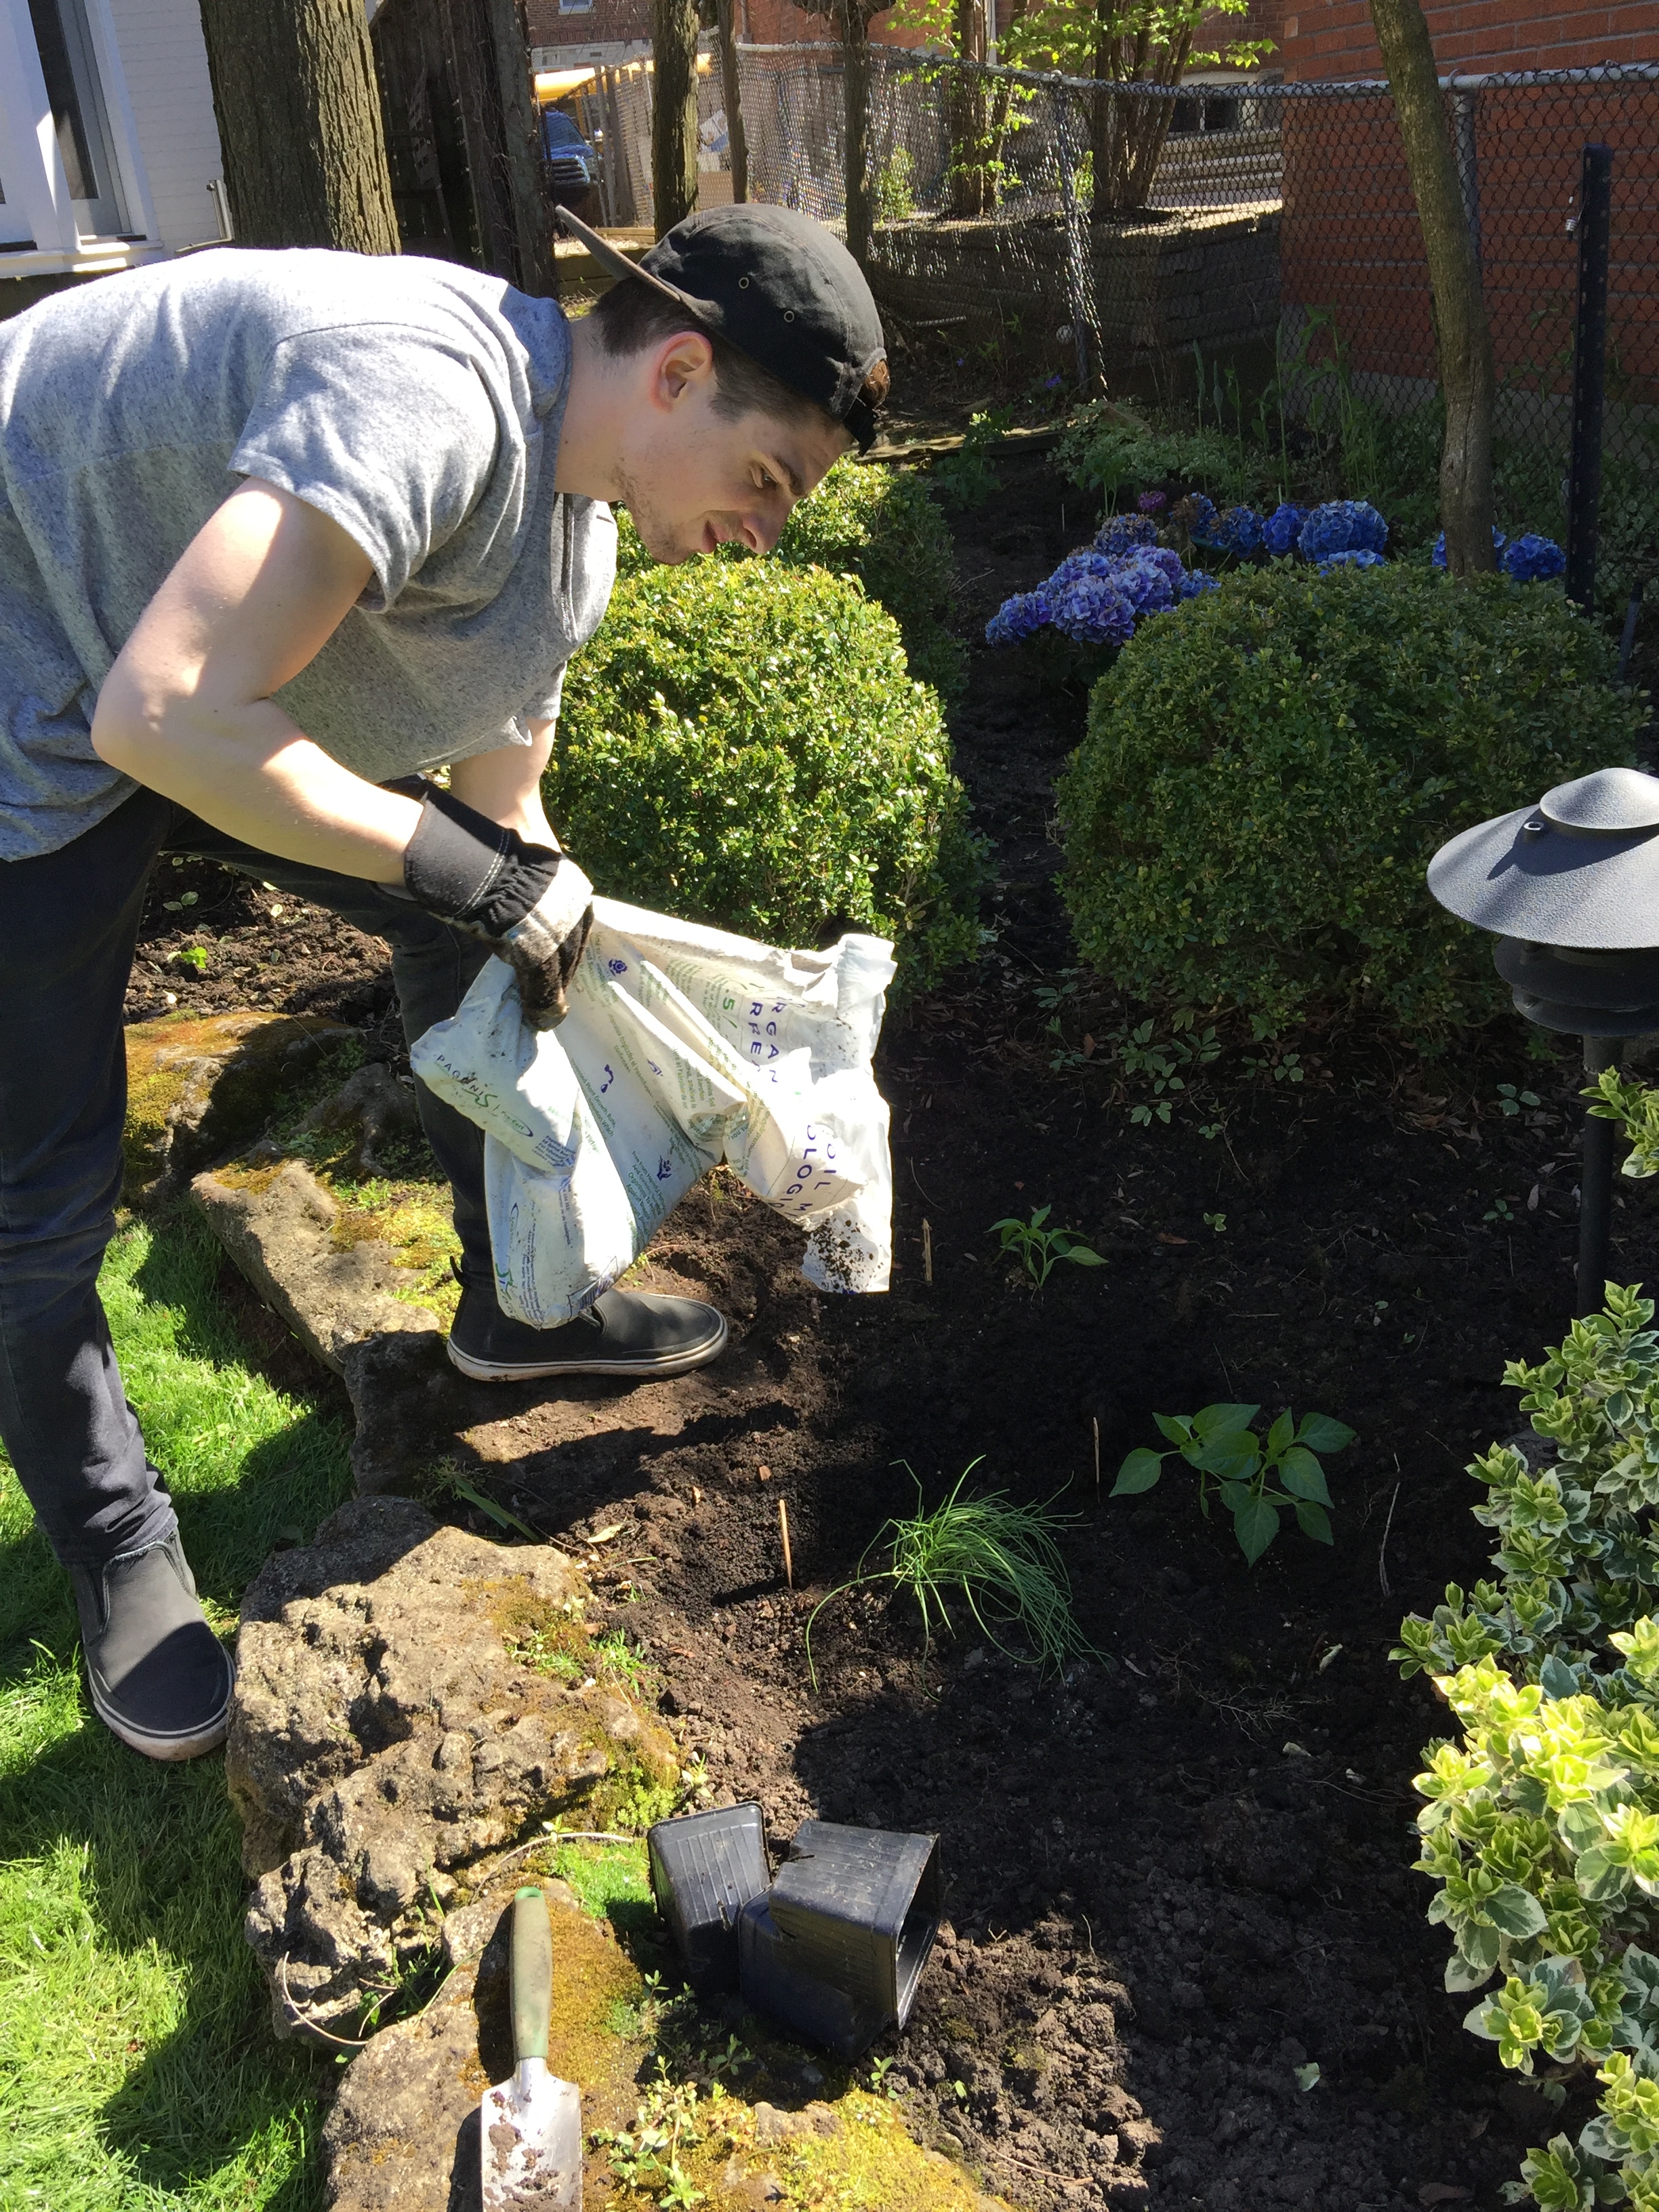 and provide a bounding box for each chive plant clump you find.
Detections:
[806,1465,1095,1685]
